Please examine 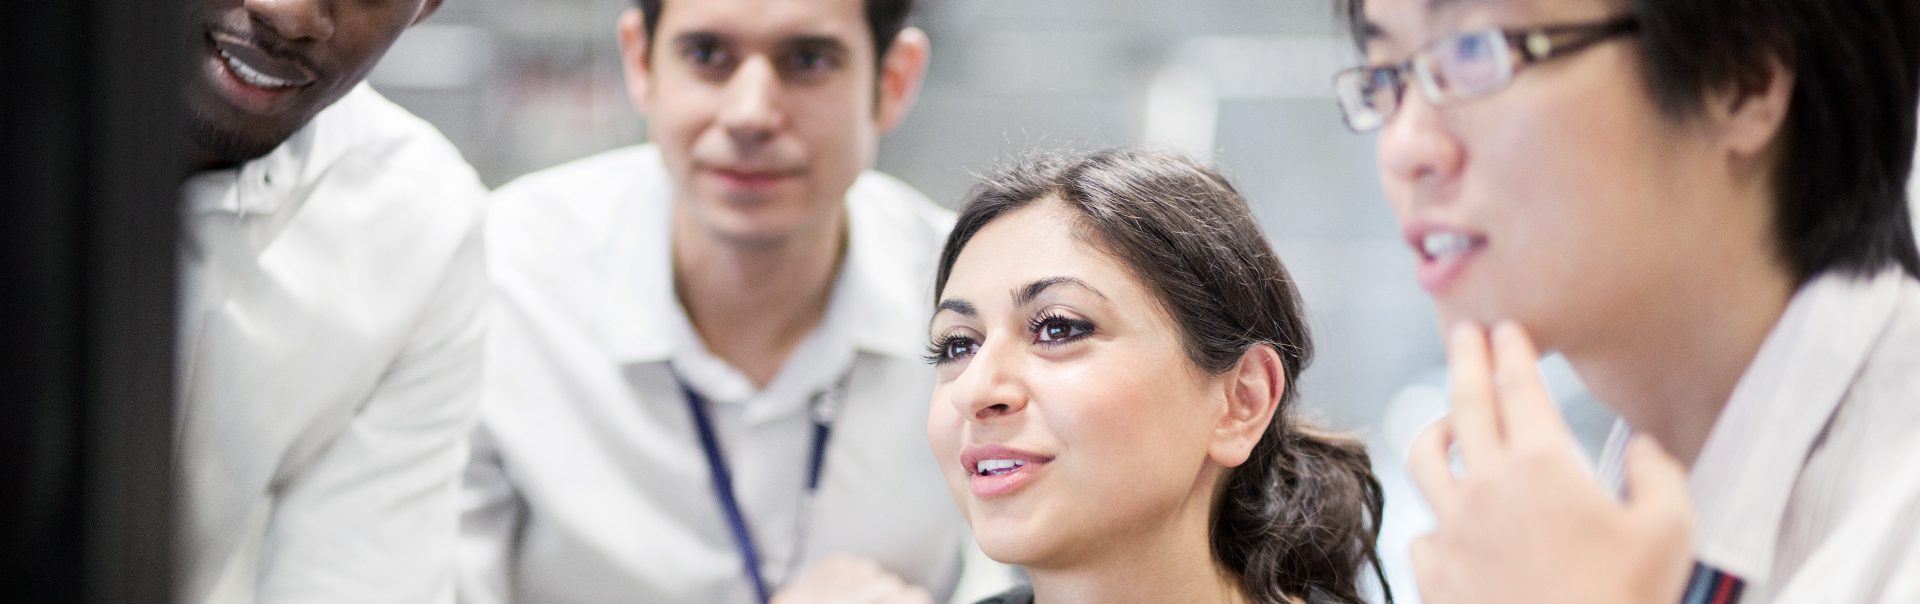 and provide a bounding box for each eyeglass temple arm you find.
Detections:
[1507,19,1640,64]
